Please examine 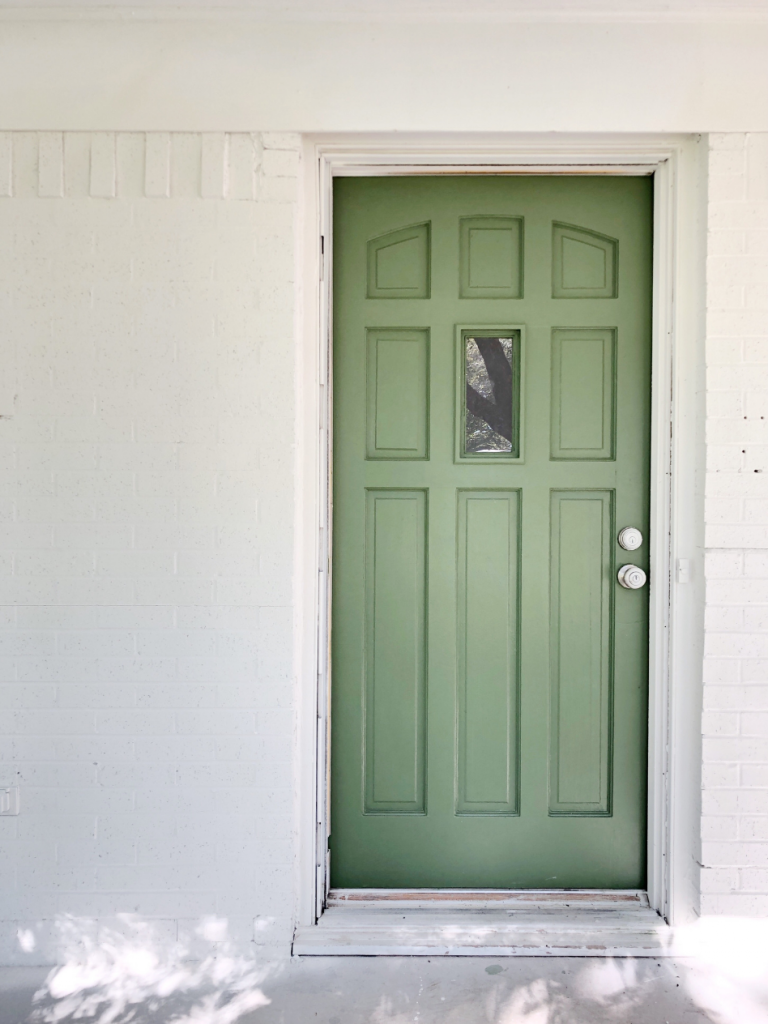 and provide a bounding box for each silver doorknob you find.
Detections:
[618,564,647,589]
[618,527,643,551]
